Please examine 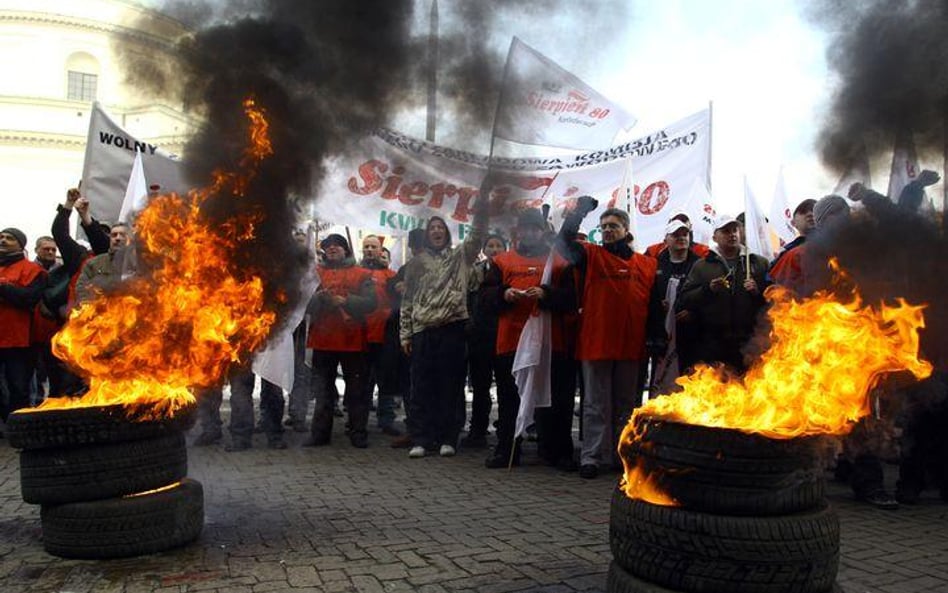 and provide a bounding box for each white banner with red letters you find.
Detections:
[315,109,711,250]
